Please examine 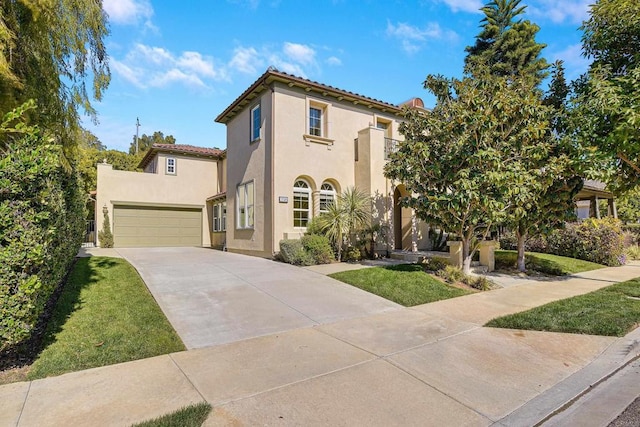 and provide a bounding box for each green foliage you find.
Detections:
[0,0,110,148]
[342,246,362,262]
[616,190,640,223]
[436,265,465,284]
[572,0,640,193]
[300,234,334,265]
[0,125,85,351]
[495,250,604,275]
[429,228,448,251]
[464,275,493,291]
[27,257,185,379]
[486,278,640,336]
[129,131,176,156]
[465,0,548,85]
[423,256,450,272]
[313,187,371,261]
[278,239,313,266]
[625,245,640,260]
[98,210,114,248]
[547,218,626,266]
[132,402,212,427]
